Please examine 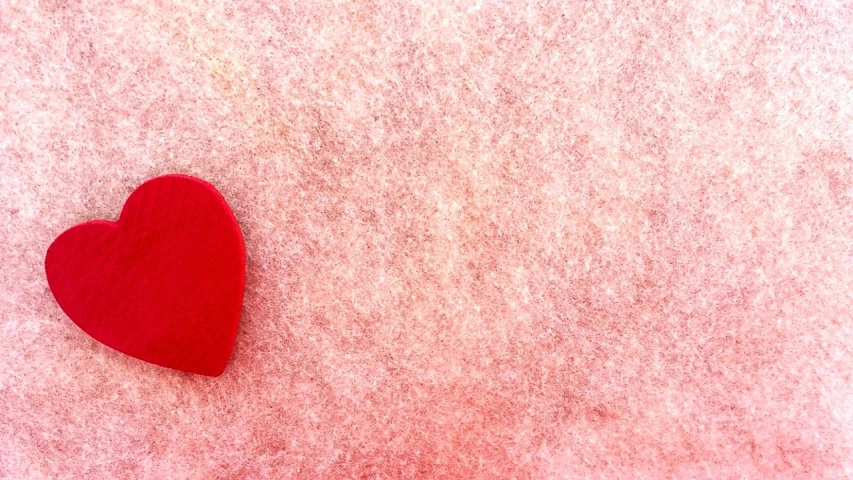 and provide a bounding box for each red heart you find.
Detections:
[45,174,245,376]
